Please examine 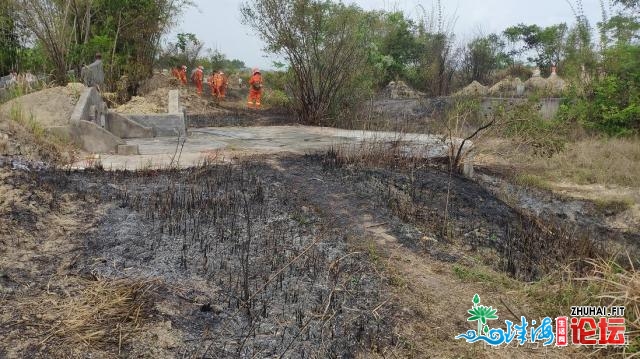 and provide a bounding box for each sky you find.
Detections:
[168,0,605,70]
